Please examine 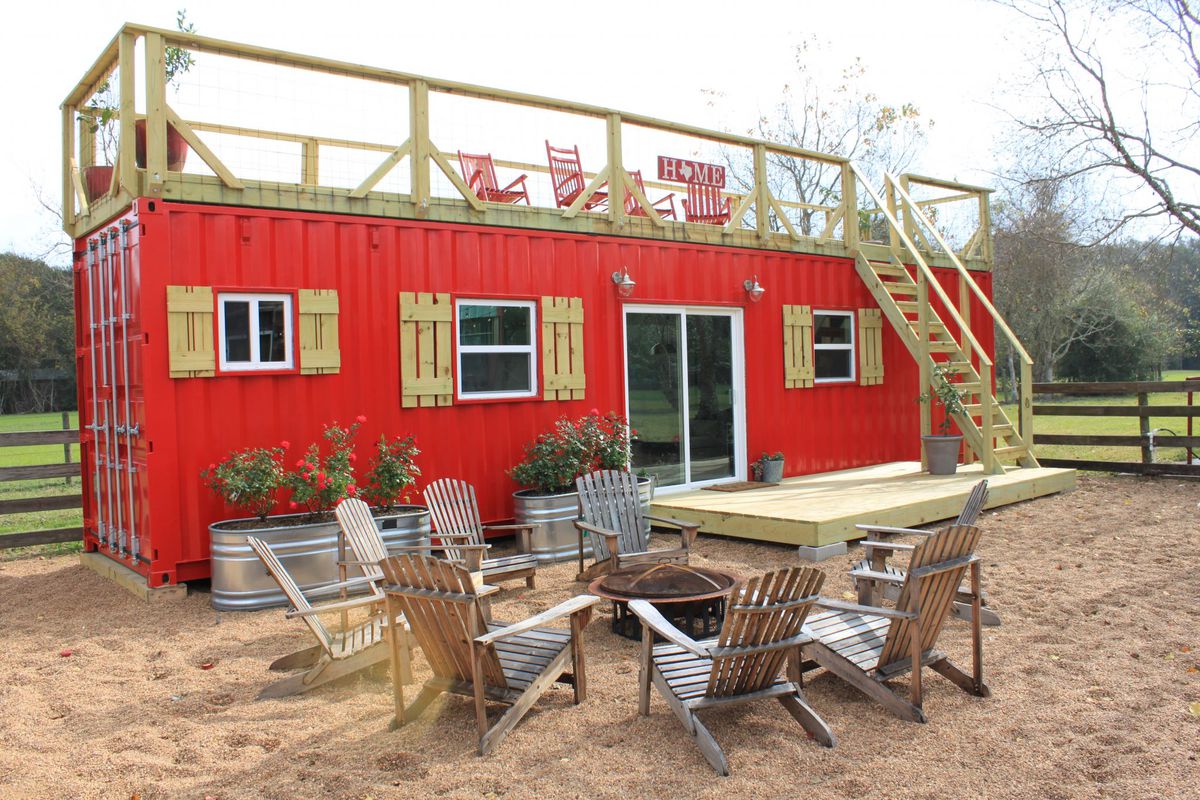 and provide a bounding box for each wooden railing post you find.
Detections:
[840,161,859,252]
[1020,359,1033,454]
[978,189,993,266]
[62,106,76,230]
[607,113,625,227]
[754,144,770,241]
[409,79,431,213]
[301,138,319,186]
[63,412,72,486]
[980,361,994,473]
[144,31,167,197]
[118,32,137,195]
